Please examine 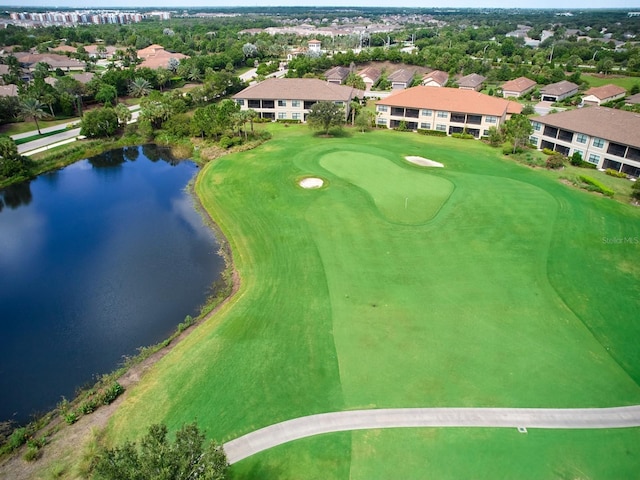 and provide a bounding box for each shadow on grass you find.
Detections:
[312,127,353,139]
